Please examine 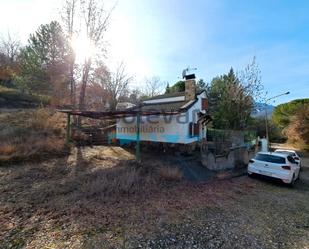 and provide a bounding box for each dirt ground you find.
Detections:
[0,146,308,249]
